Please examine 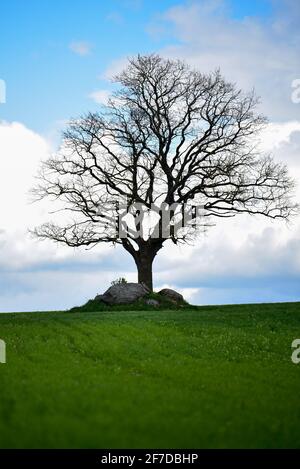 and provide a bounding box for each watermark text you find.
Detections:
[0,79,6,104]
[0,339,6,364]
[291,79,300,104]
[291,339,300,364]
